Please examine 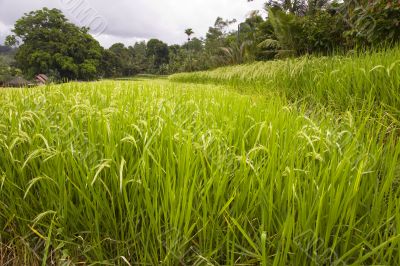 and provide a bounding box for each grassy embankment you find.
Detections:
[0,47,399,265]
